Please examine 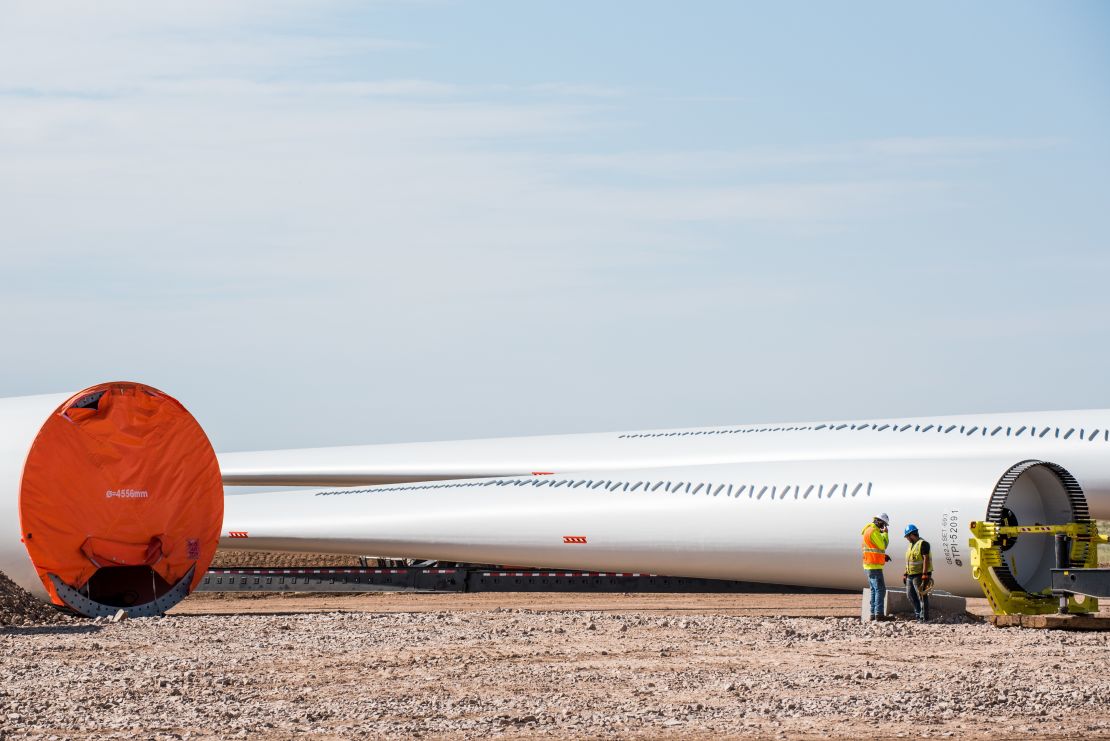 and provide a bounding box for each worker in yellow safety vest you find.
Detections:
[862,512,892,621]
[902,524,932,622]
